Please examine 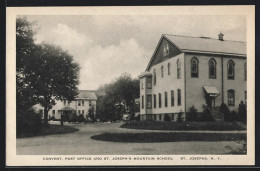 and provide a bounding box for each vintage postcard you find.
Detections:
[6,6,255,166]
